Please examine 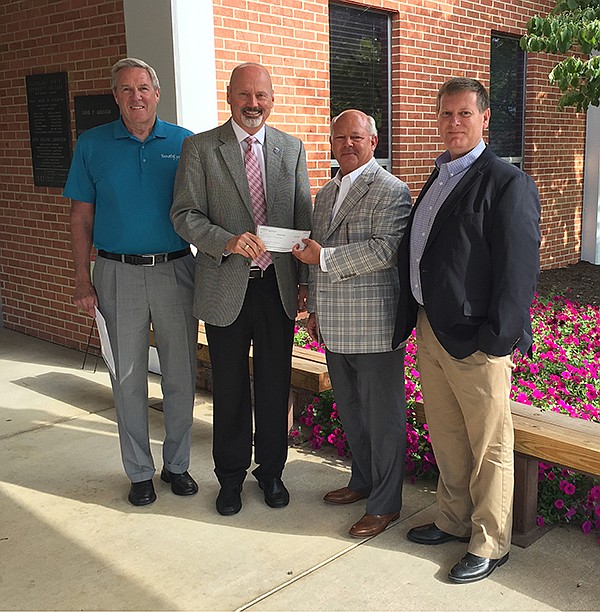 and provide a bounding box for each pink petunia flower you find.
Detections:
[536,516,545,527]
[564,483,576,496]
